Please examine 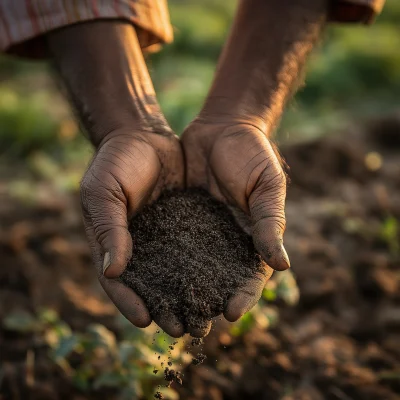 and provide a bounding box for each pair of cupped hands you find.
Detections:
[81,115,290,338]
